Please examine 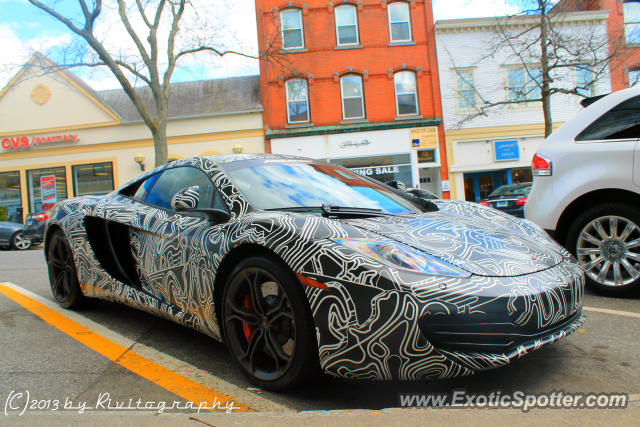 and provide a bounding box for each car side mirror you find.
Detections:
[171,186,200,211]
[171,186,231,223]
